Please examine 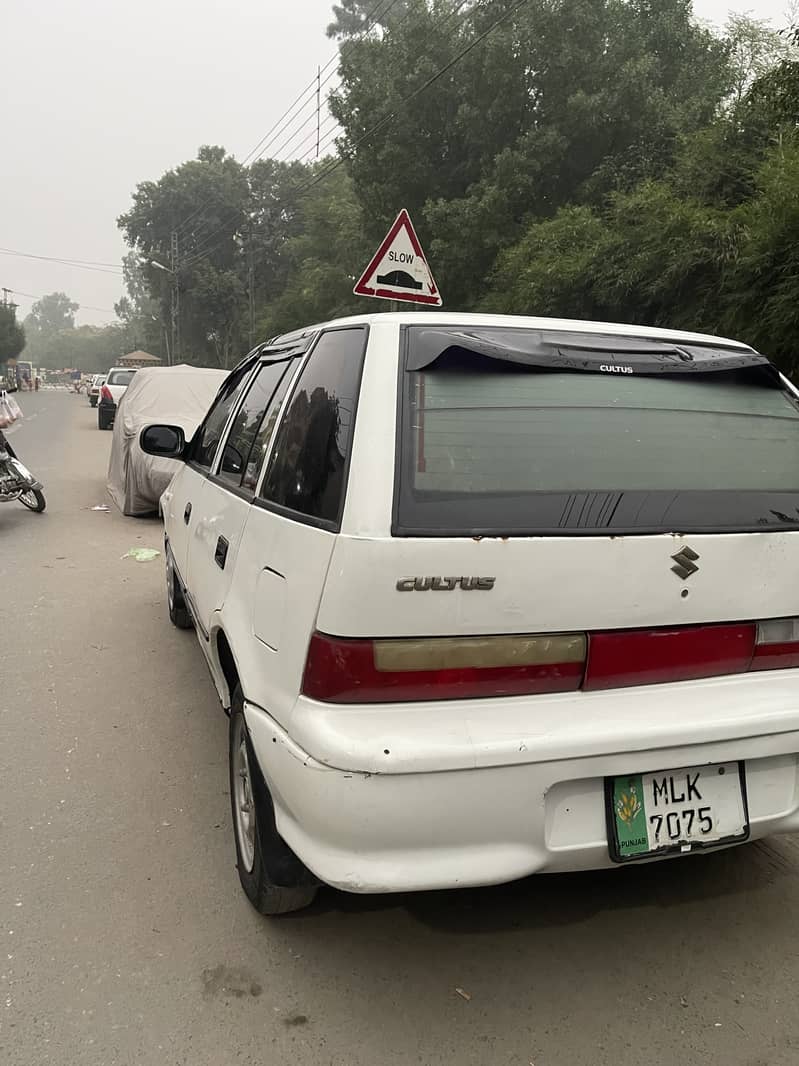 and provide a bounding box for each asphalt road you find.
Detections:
[3,390,799,1066]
